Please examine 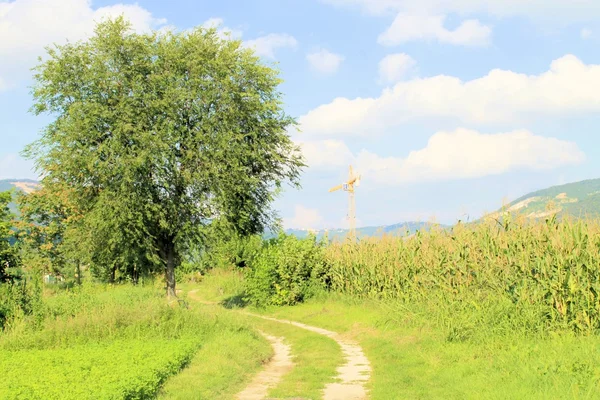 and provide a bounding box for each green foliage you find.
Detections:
[326,216,600,333]
[16,185,76,279]
[1,339,199,400]
[244,233,330,307]
[158,324,272,400]
[25,17,304,295]
[0,191,18,282]
[0,283,269,399]
[0,277,43,331]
